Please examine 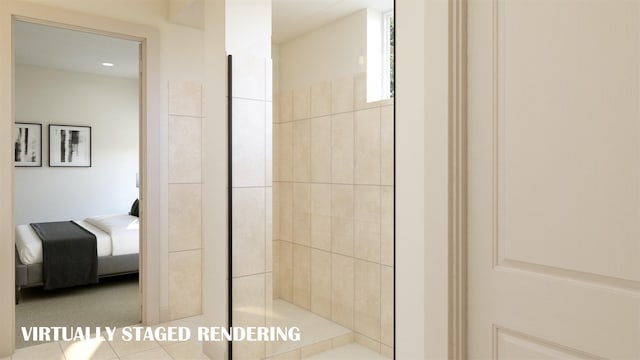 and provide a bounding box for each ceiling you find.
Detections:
[14,20,140,79]
[13,0,393,77]
[272,0,394,43]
